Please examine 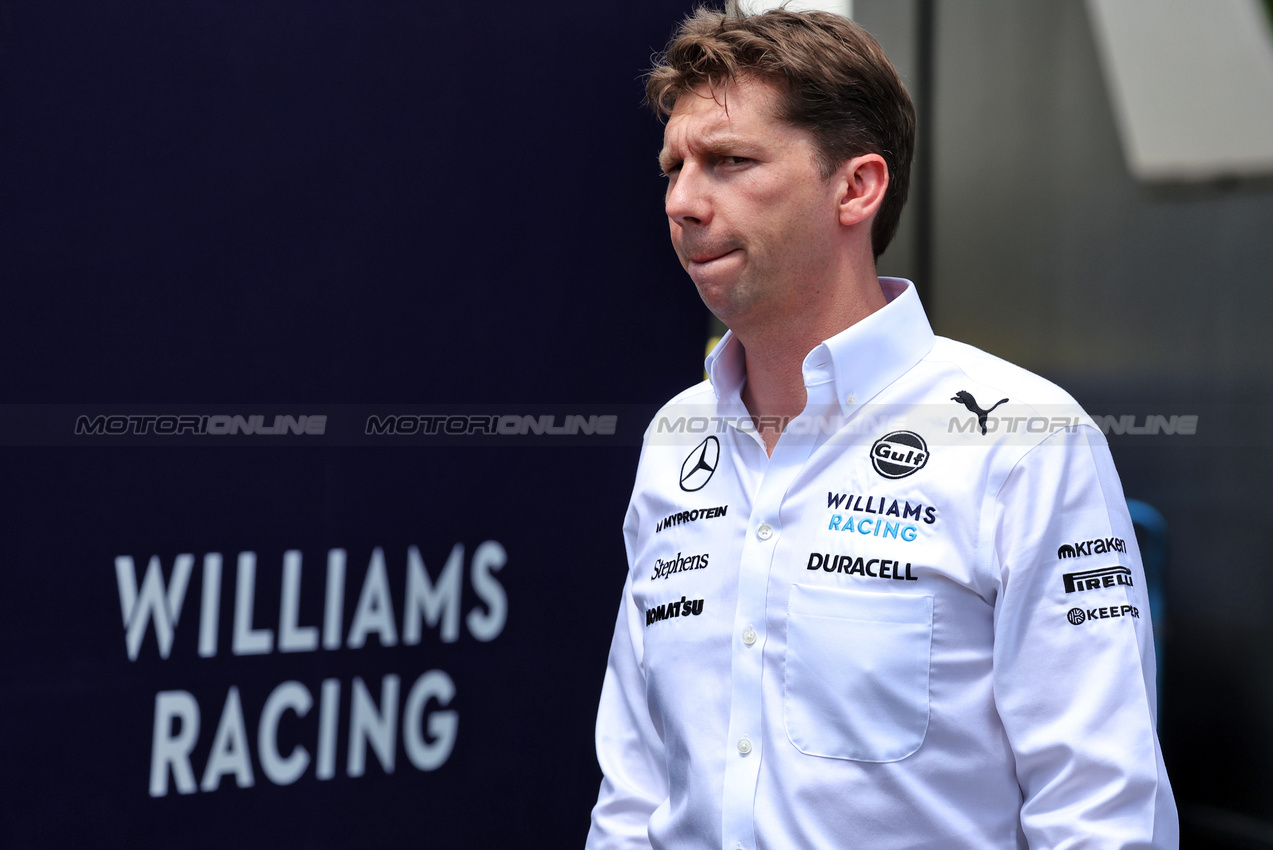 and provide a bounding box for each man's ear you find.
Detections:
[836,153,889,228]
